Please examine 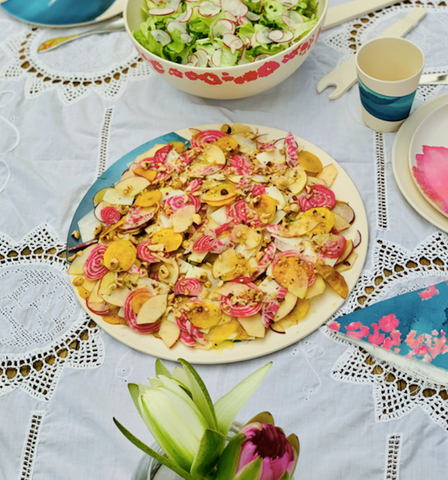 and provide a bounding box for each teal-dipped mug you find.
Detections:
[356,37,424,133]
